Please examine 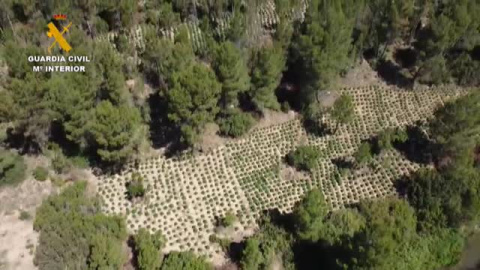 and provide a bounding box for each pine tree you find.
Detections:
[294,0,356,103]
[87,101,143,163]
[250,46,285,111]
[167,63,222,145]
[293,188,328,241]
[212,41,250,111]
